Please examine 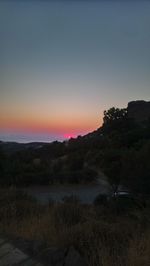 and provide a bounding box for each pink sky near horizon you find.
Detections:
[0,110,102,140]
